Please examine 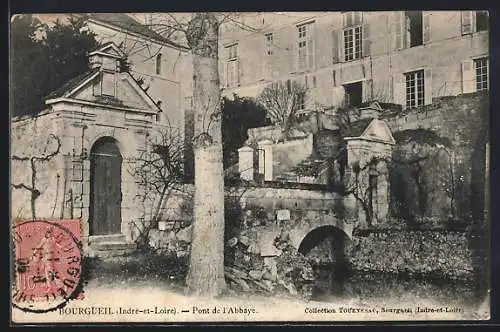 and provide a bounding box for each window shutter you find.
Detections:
[461,11,473,35]
[394,12,404,50]
[236,59,241,86]
[332,86,346,107]
[308,23,315,69]
[422,11,431,43]
[332,29,339,64]
[362,79,373,102]
[393,73,406,108]
[221,61,226,88]
[405,15,411,48]
[424,68,432,105]
[225,62,230,87]
[462,60,476,93]
[339,29,345,62]
[292,32,298,73]
[362,21,371,57]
